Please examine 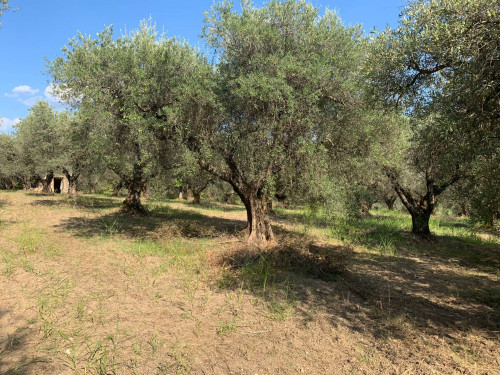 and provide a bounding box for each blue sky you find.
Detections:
[0,0,405,134]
